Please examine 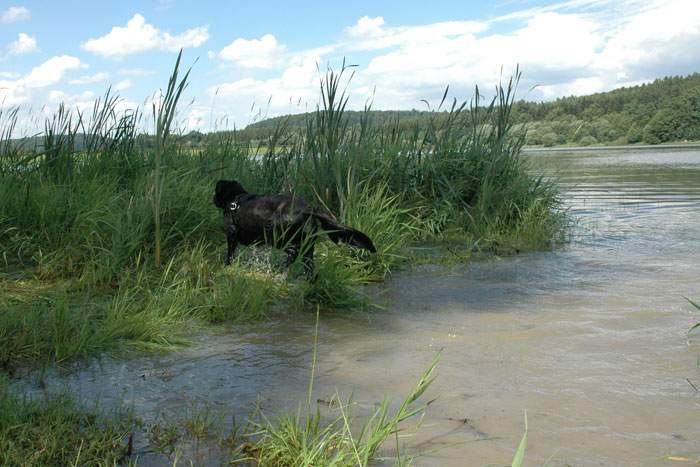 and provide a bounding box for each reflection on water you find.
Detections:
[18,148,700,466]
